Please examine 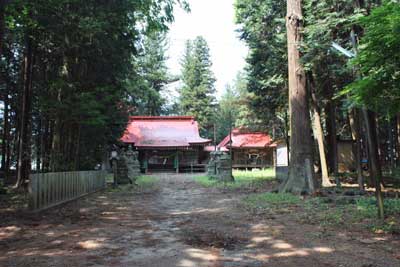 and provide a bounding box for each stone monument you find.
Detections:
[116,146,141,184]
[207,151,233,182]
[124,146,141,183]
[216,153,234,182]
[207,151,219,178]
